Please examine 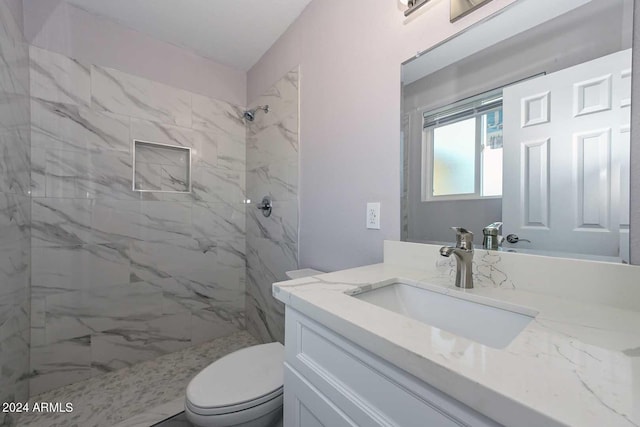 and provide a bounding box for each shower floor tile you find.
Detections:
[15,331,259,427]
